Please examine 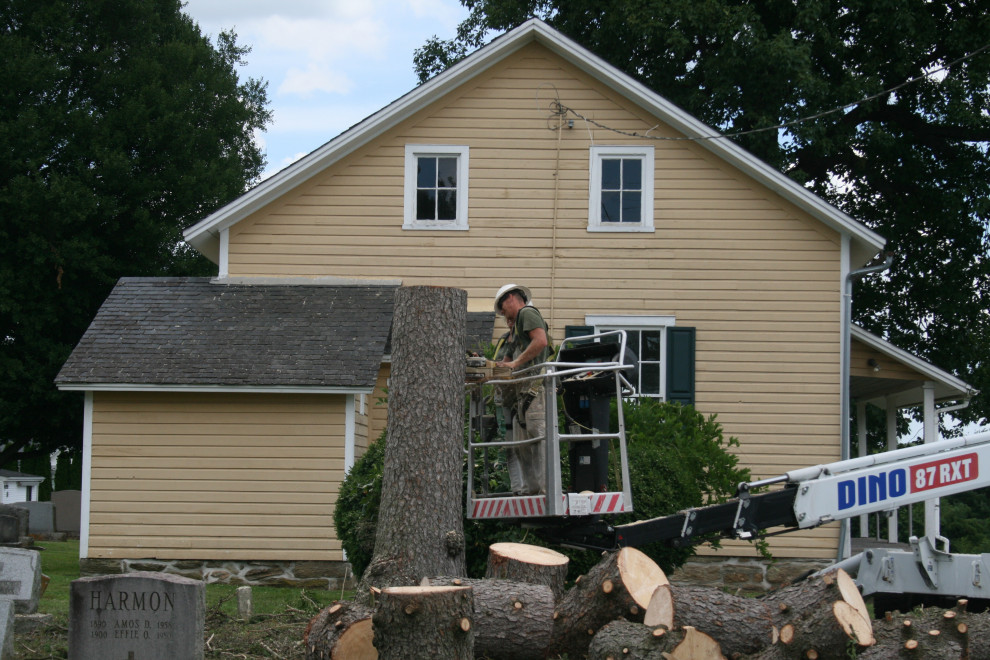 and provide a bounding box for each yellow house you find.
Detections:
[56,20,974,588]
